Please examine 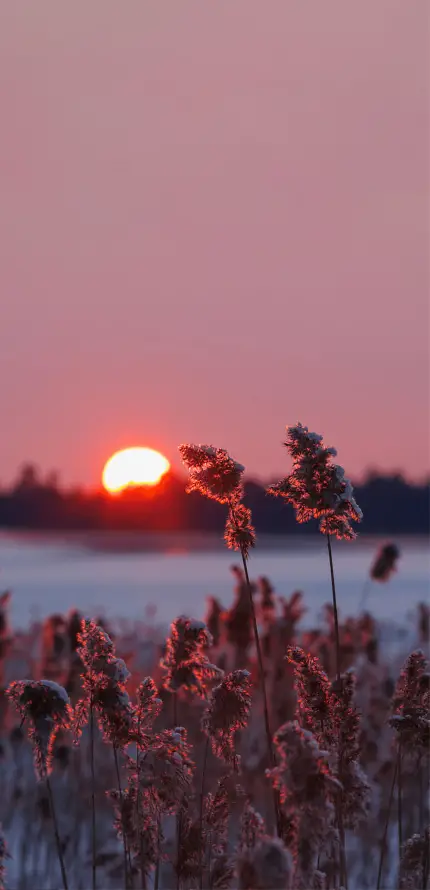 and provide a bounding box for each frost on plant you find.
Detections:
[390,650,430,752]
[6,678,71,778]
[202,670,252,768]
[160,615,223,697]
[179,444,244,504]
[236,835,293,890]
[72,619,134,748]
[179,443,257,559]
[267,721,340,888]
[268,423,362,540]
